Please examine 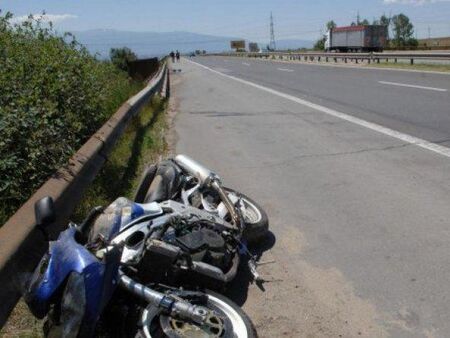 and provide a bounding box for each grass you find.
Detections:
[0,95,168,338]
[0,301,42,338]
[368,62,450,72]
[73,95,168,220]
